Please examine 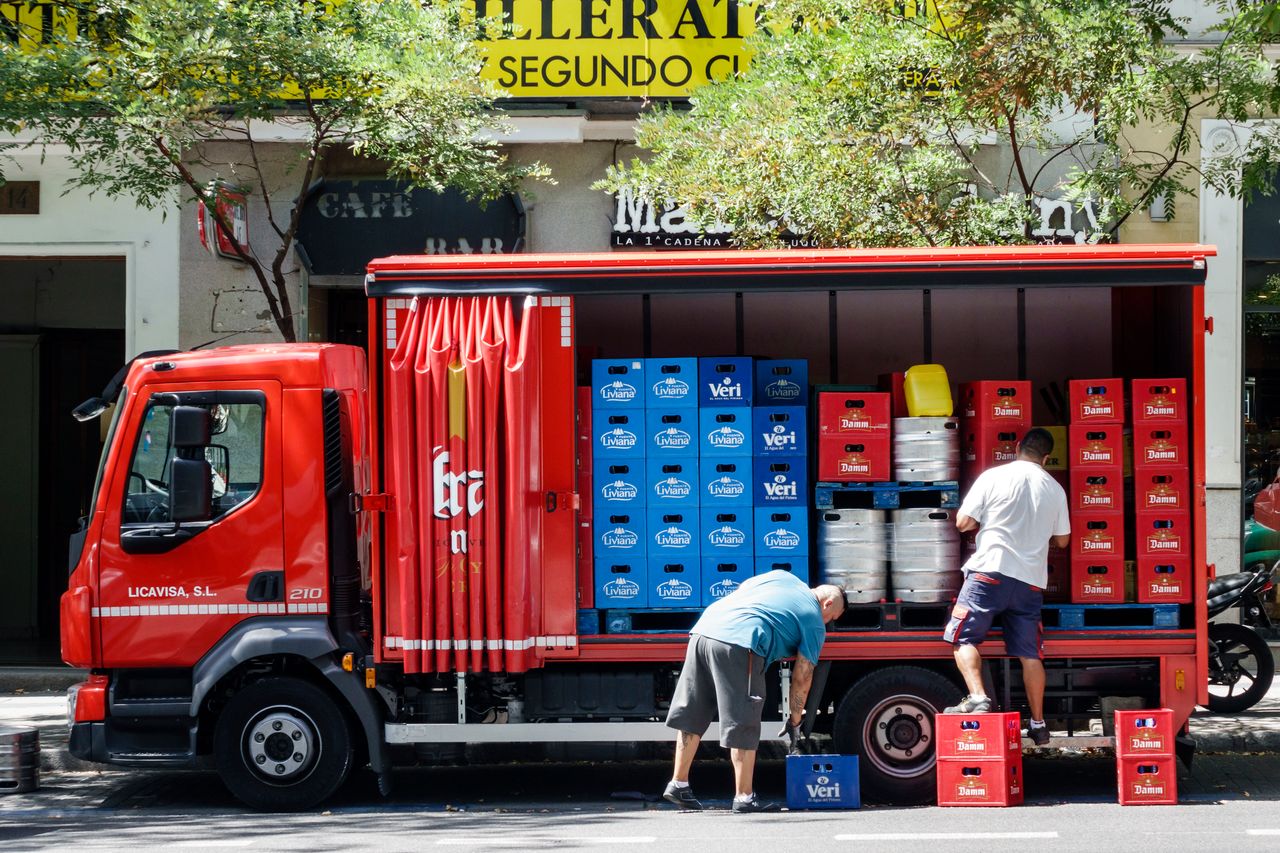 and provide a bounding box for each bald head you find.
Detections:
[813,584,847,624]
